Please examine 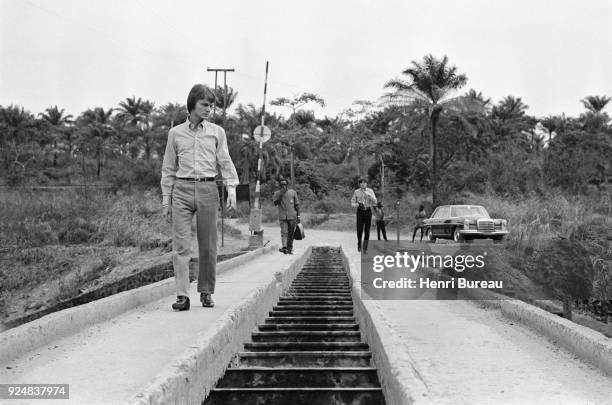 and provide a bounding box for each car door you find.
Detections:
[430,206,450,237]
[437,206,451,237]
